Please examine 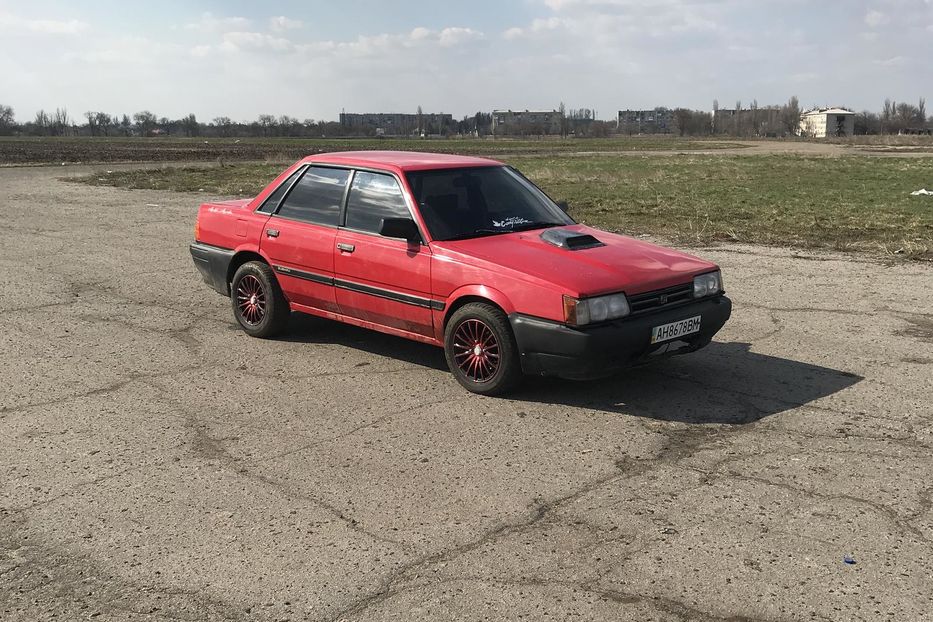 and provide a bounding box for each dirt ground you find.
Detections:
[1,165,932,622]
